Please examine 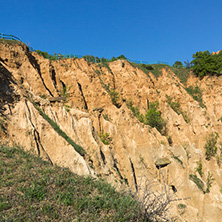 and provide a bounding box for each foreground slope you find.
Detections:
[0,143,146,221]
[0,40,222,221]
